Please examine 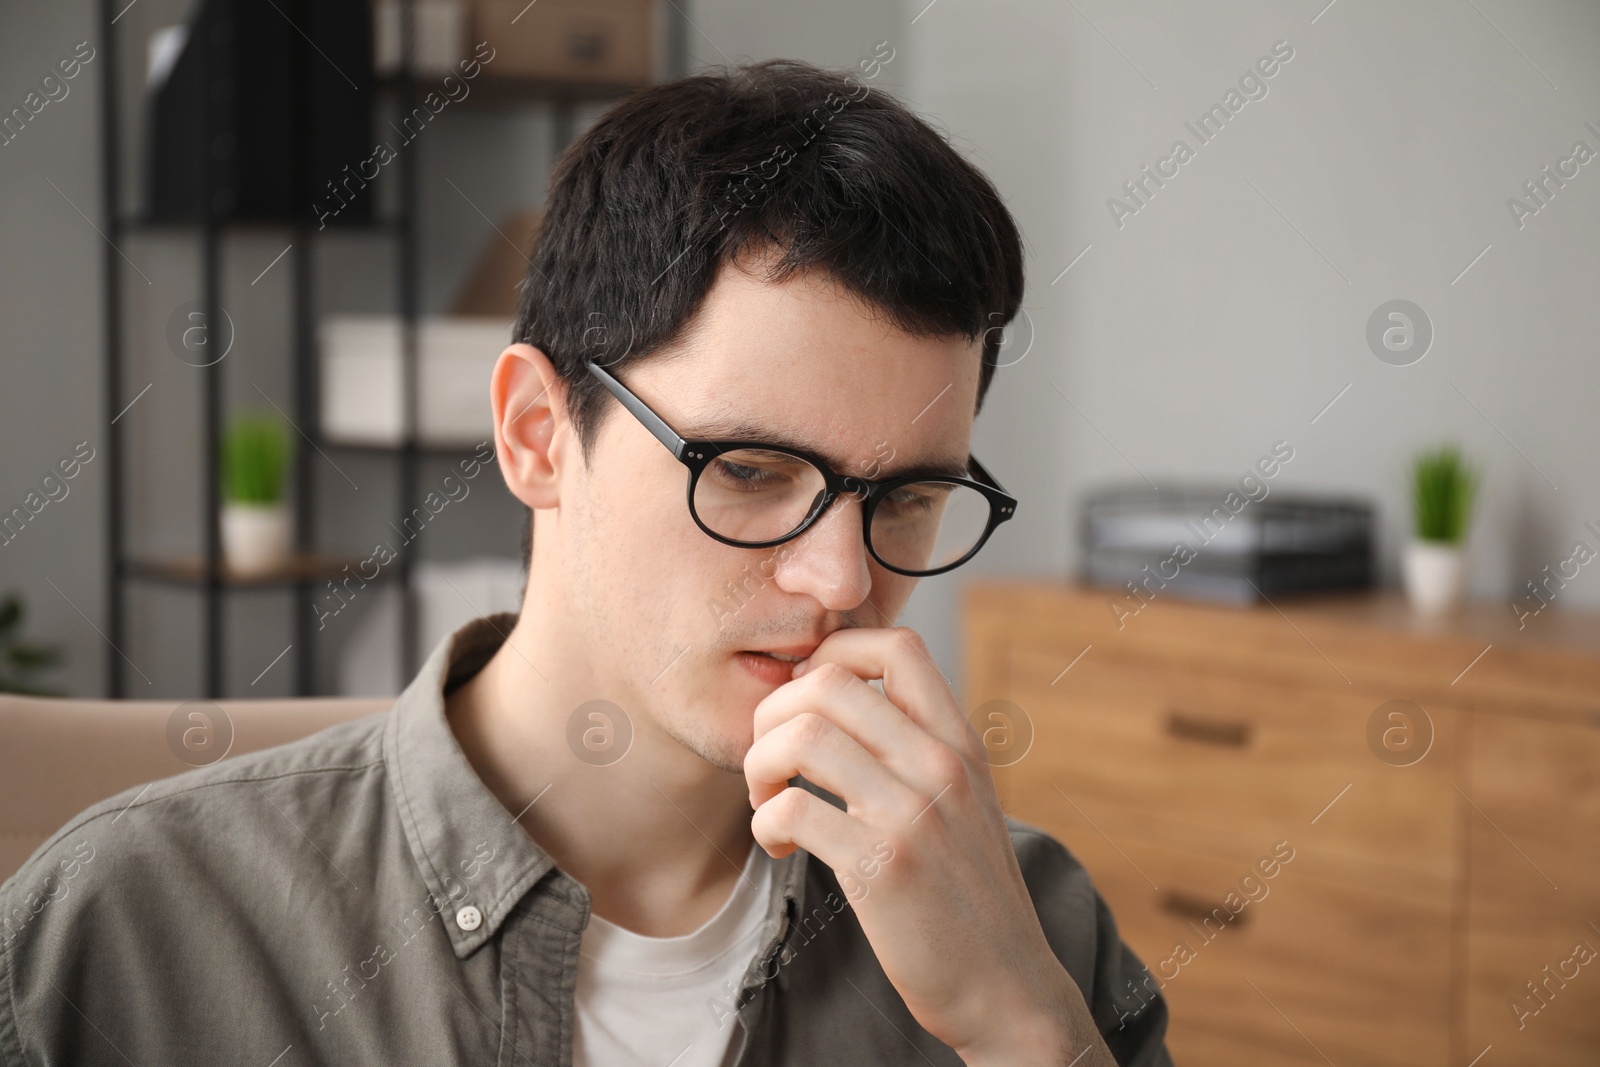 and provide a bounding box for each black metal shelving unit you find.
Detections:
[98,0,687,698]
